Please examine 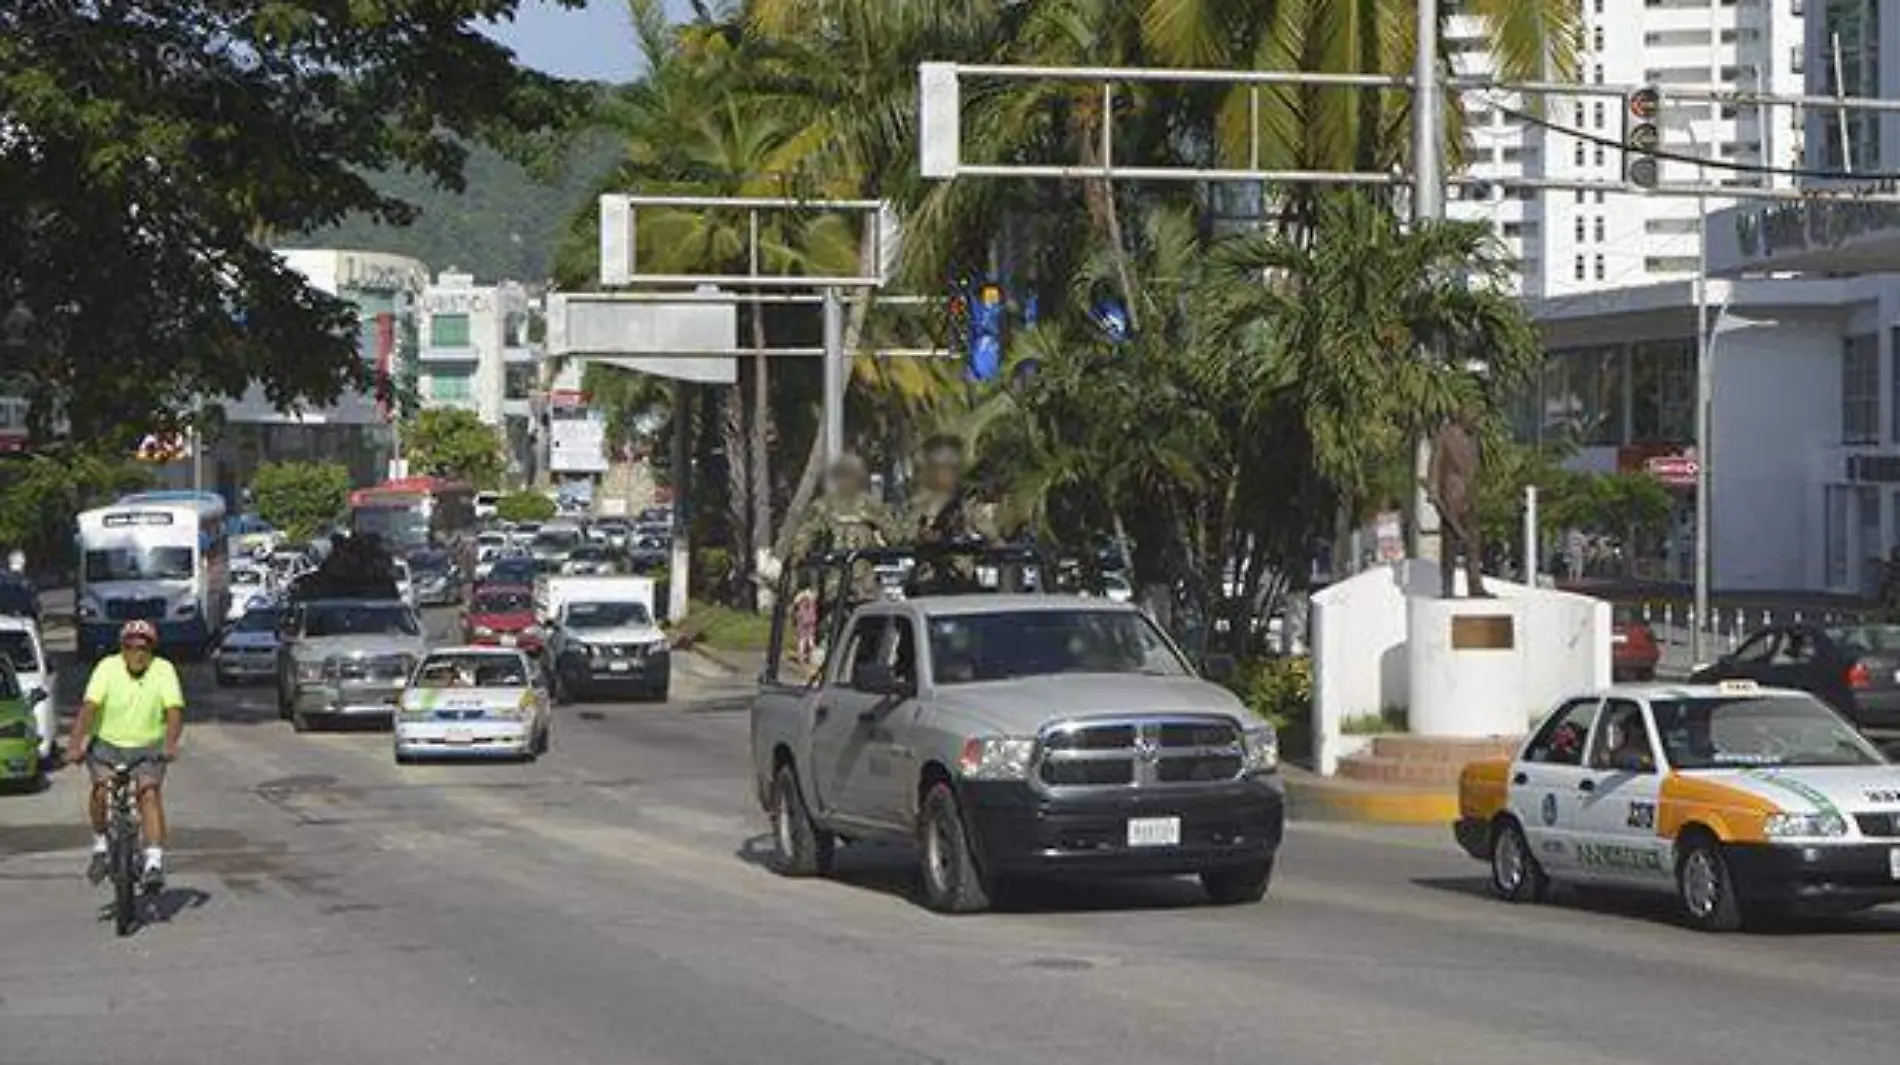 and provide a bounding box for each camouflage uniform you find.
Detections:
[790,455,896,643]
